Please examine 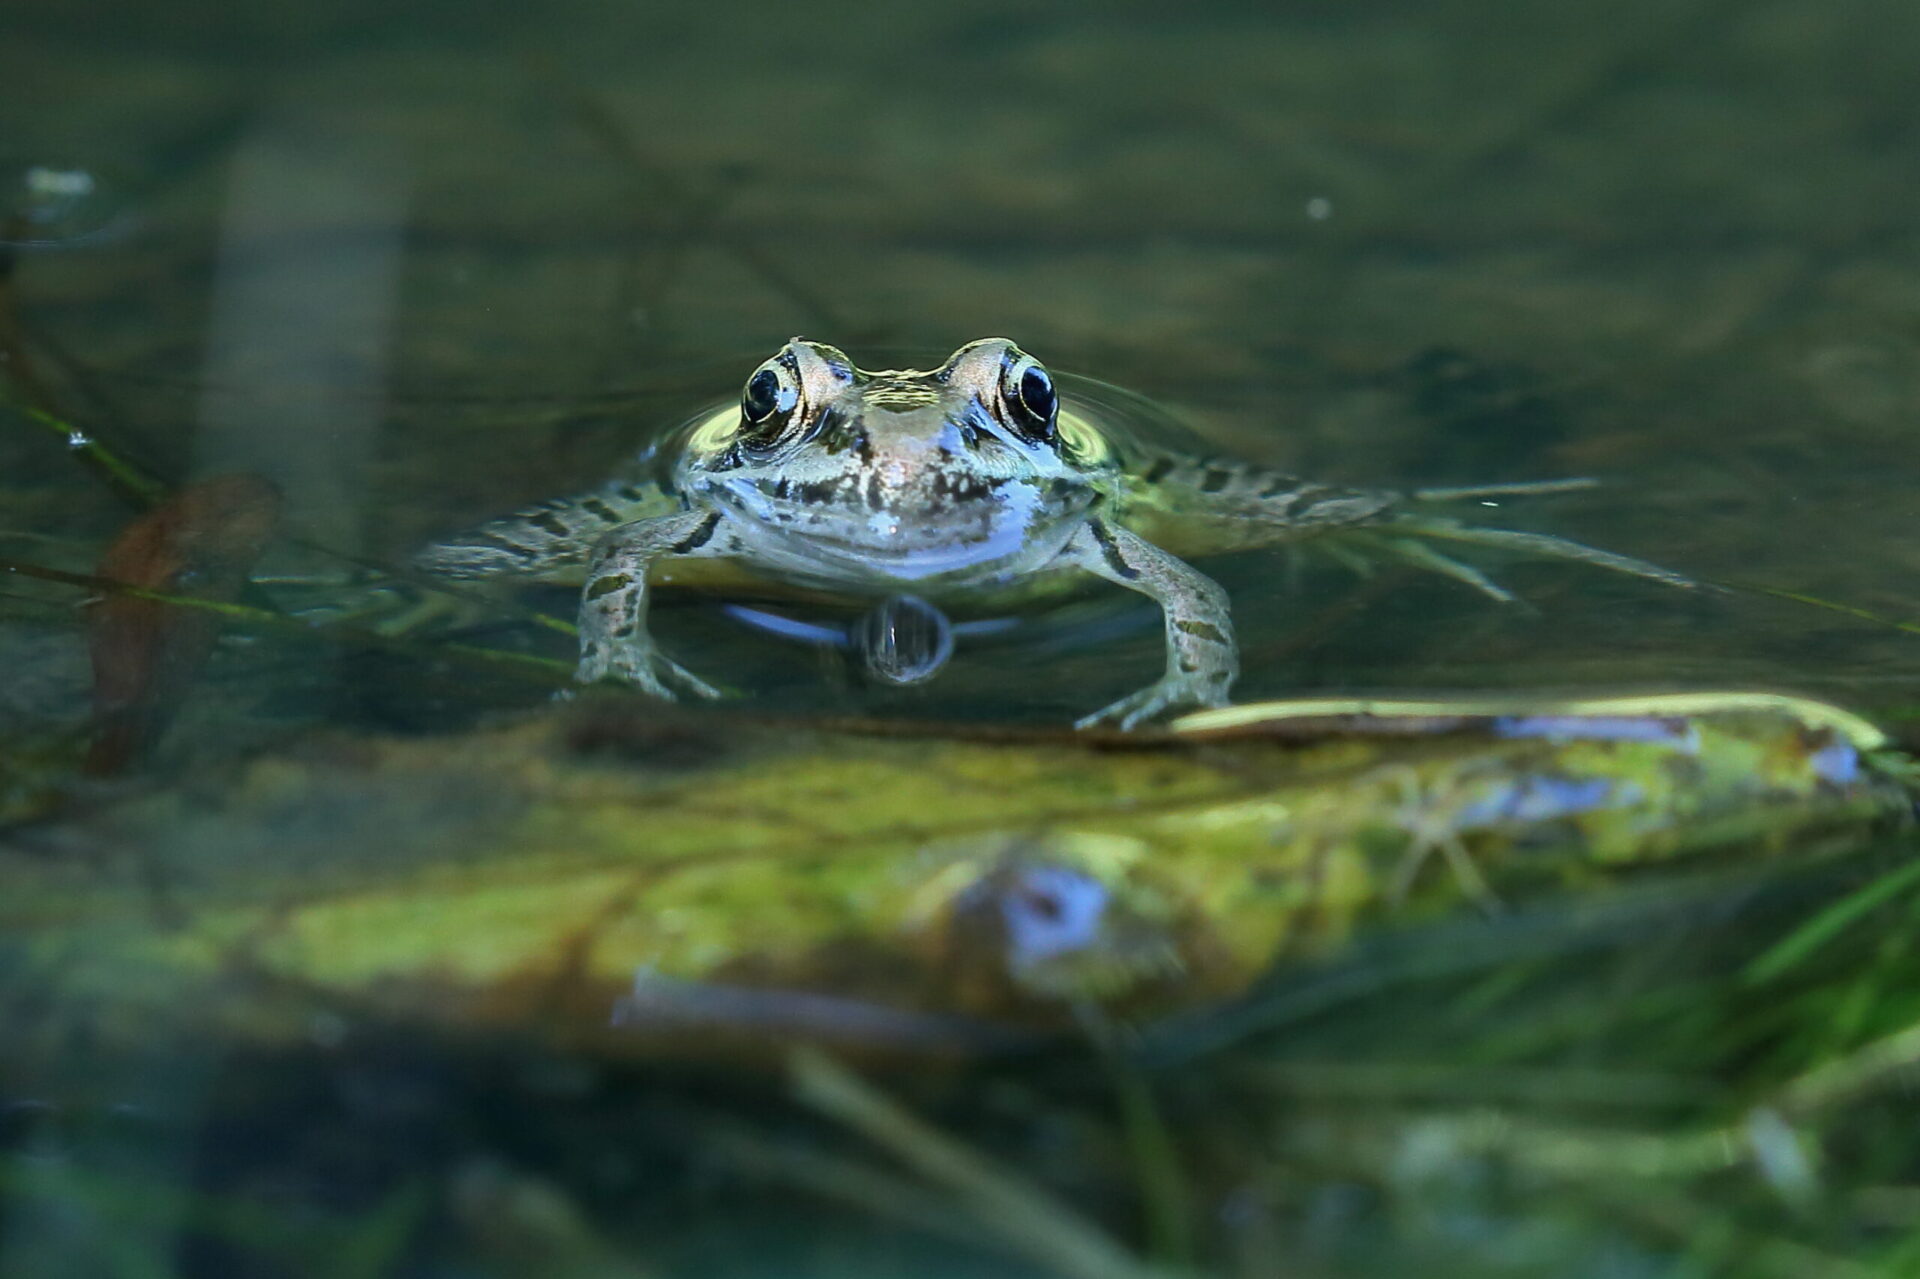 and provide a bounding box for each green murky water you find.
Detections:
[7,1,1920,1274]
